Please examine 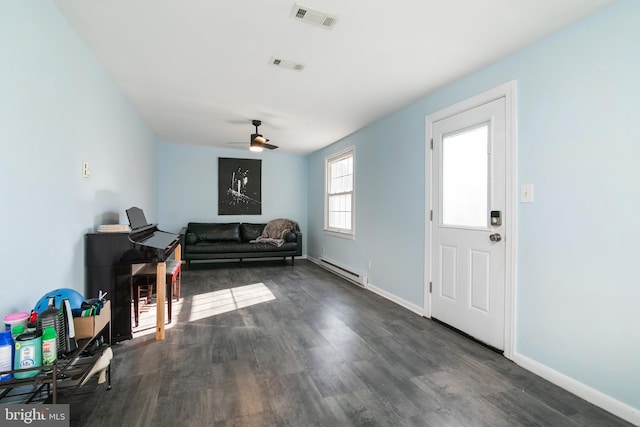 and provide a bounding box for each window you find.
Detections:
[325,147,354,237]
